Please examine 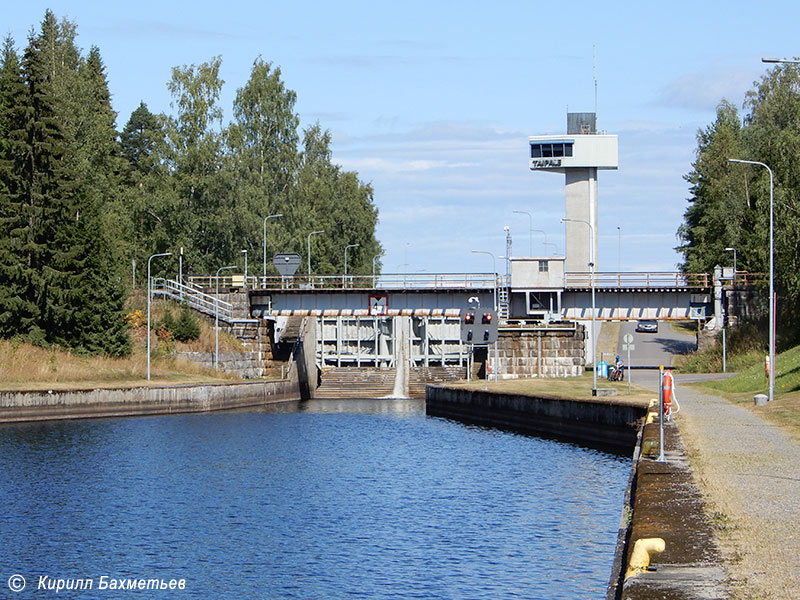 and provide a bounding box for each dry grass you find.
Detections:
[0,339,240,391]
[0,298,249,391]
[448,373,654,407]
